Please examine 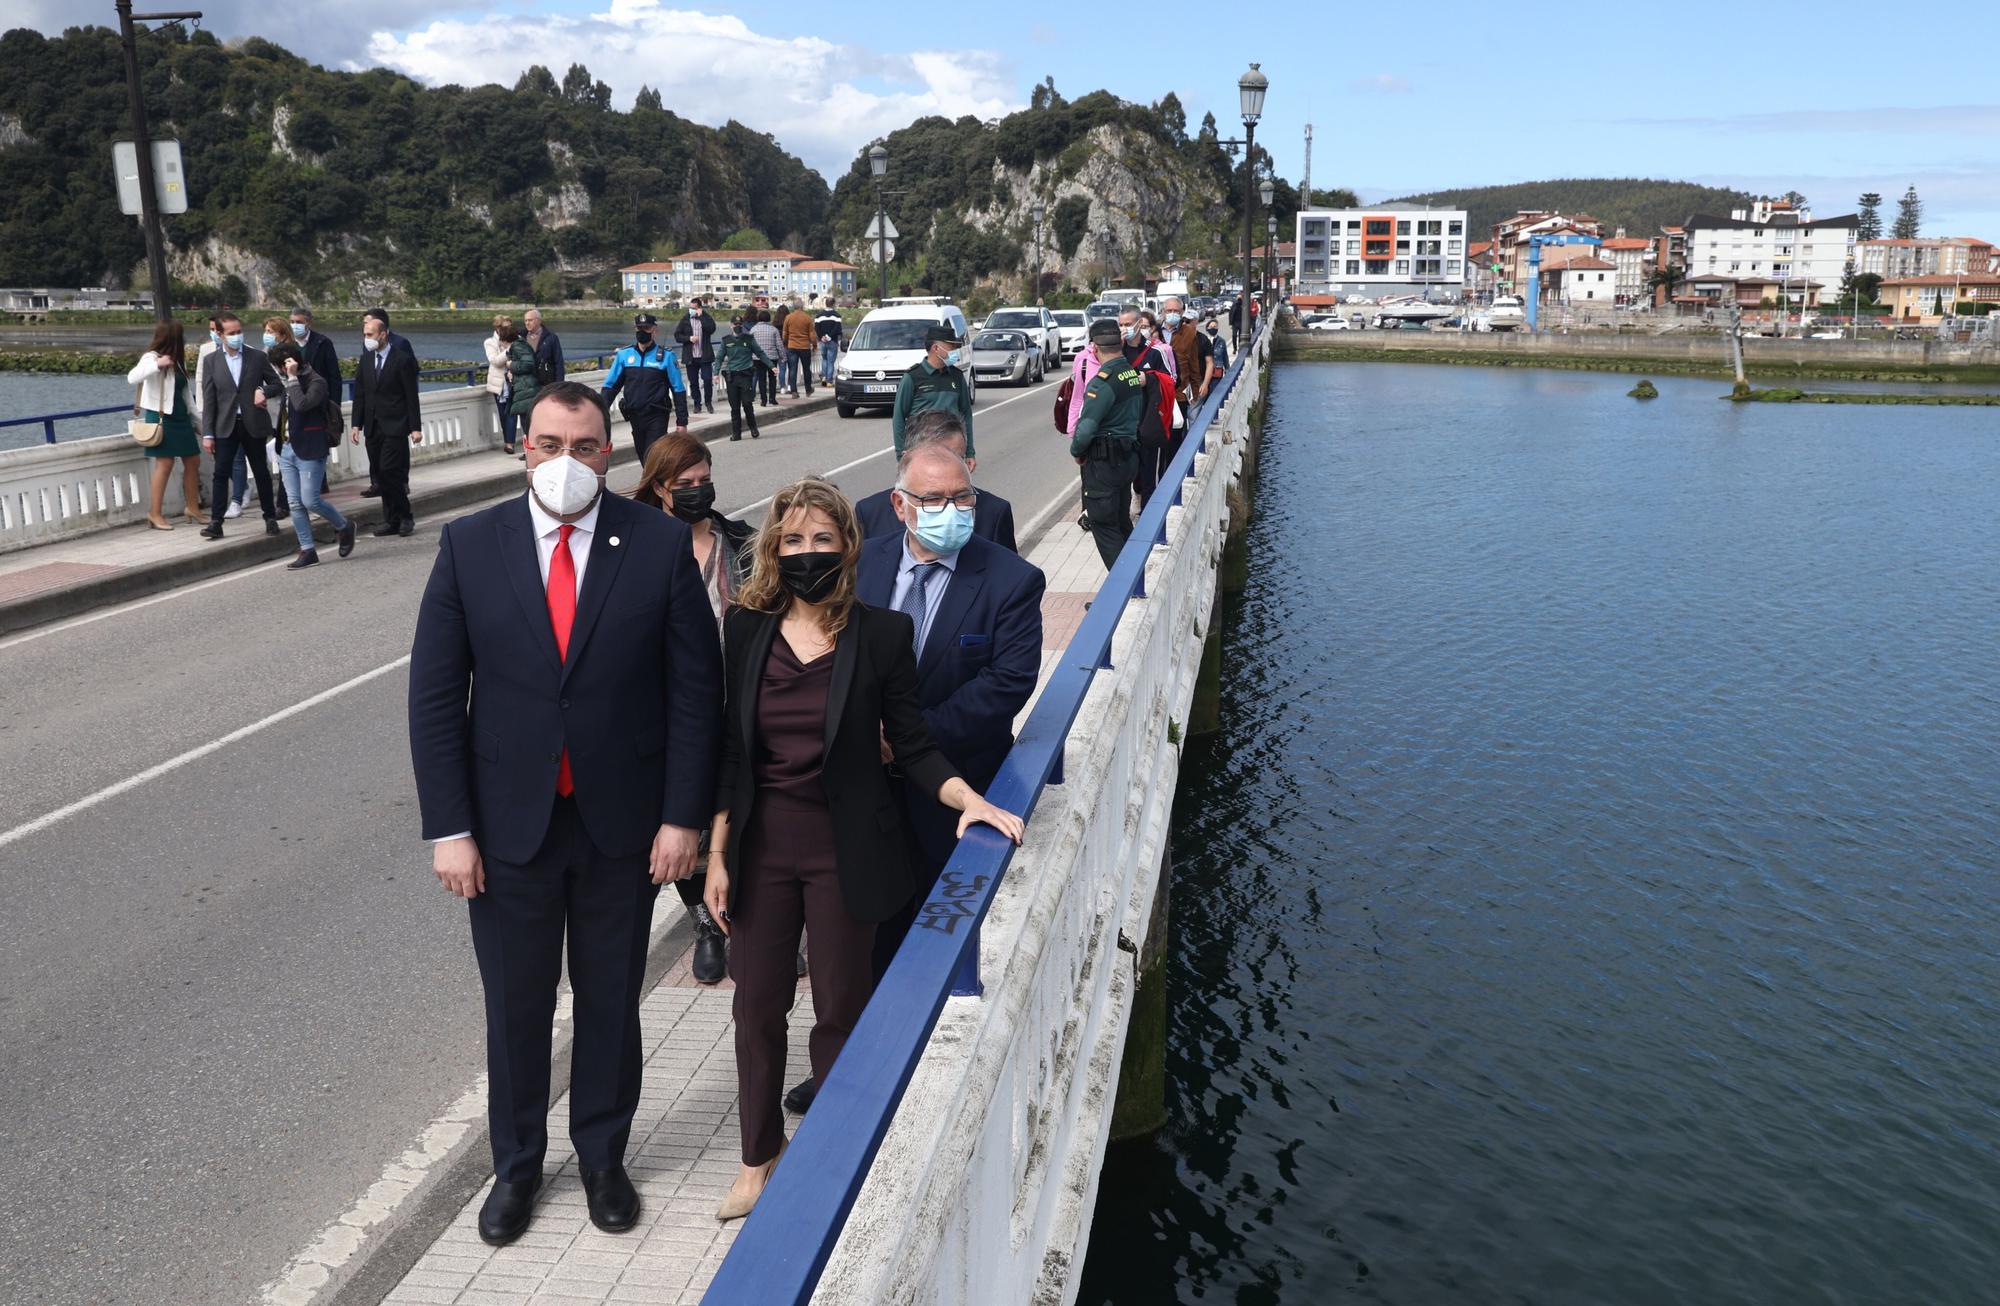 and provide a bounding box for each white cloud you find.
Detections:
[364,0,1022,180]
[1350,74,1411,94]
